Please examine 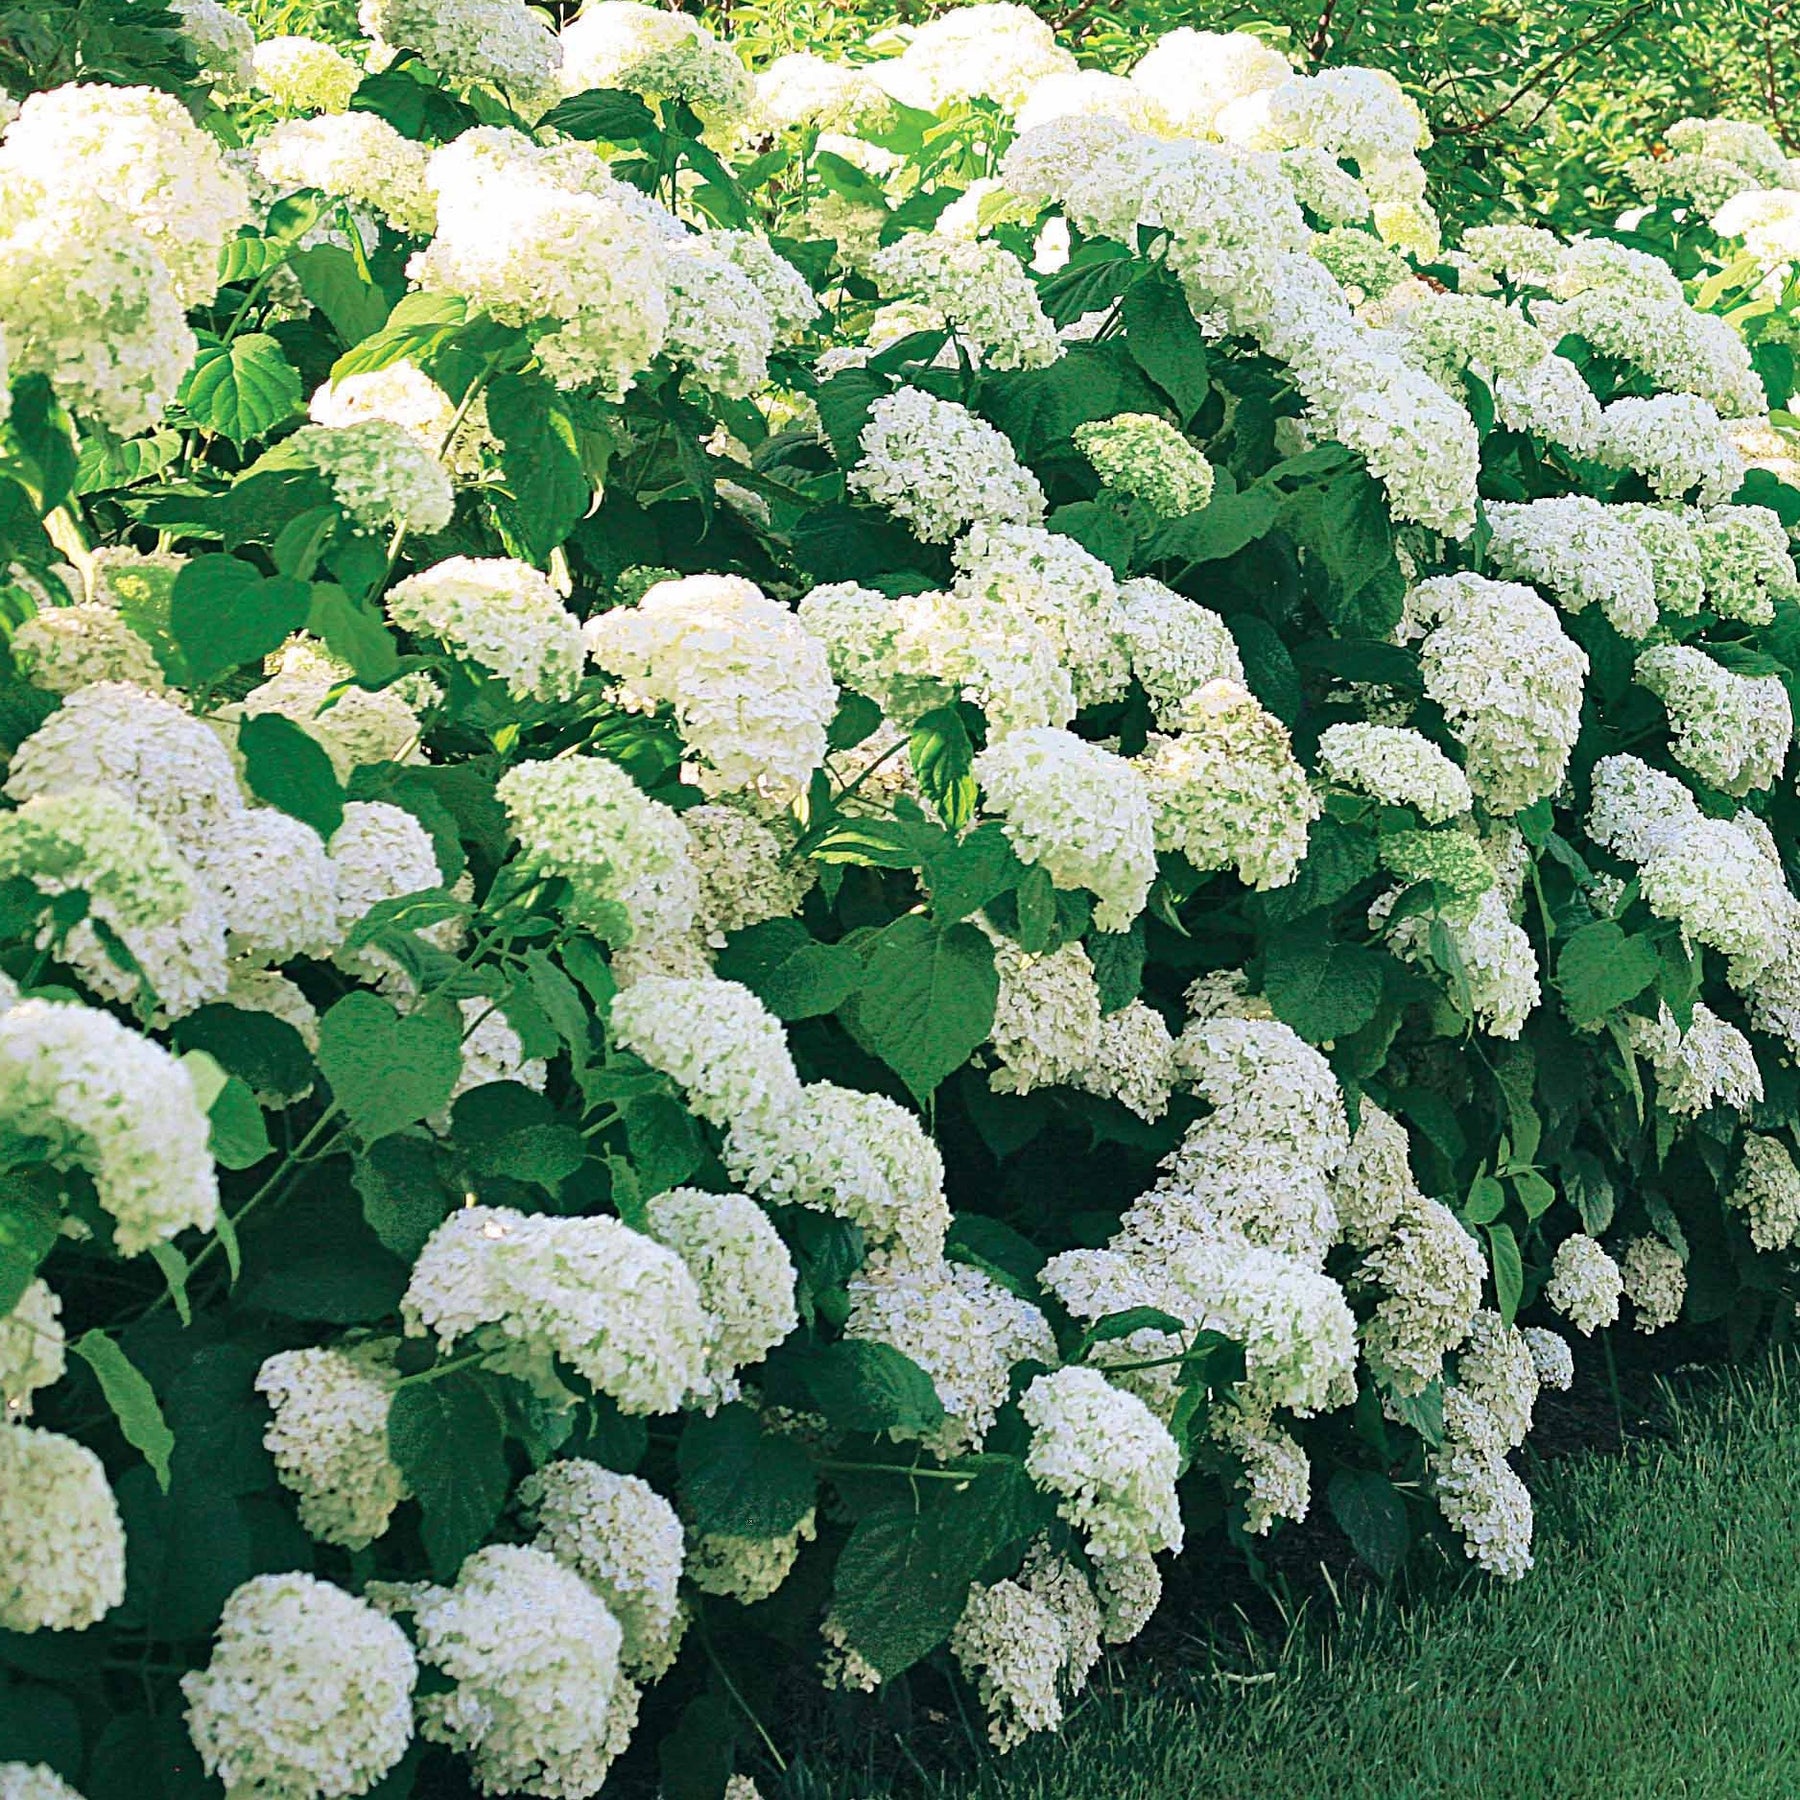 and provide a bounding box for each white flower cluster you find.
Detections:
[255,113,436,236]
[1634,643,1792,796]
[285,420,456,536]
[253,35,362,113]
[388,557,585,702]
[0,1425,126,1632]
[1544,1233,1623,1336]
[1432,1387,1535,1580]
[1624,1001,1763,1117]
[1619,1235,1686,1332]
[559,1,751,124]
[1728,1134,1800,1252]
[868,235,1059,370]
[1485,497,1659,640]
[361,0,562,112]
[0,1279,63,1420]
[1316,723,1470,823]
[1076,414,1217,518]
